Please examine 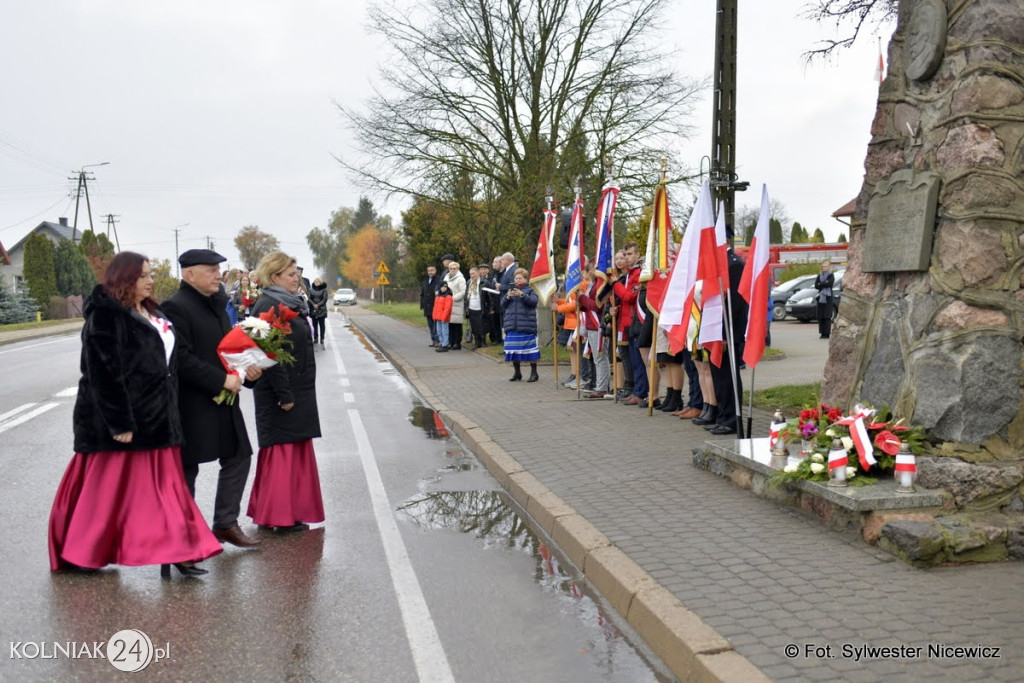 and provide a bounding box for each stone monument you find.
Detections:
[821,0,1024,547]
